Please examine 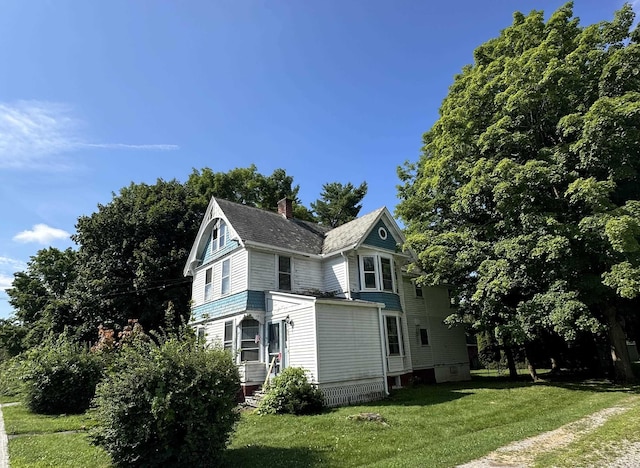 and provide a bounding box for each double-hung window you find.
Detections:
[278,255,292,291]
[204,268,213,301]
[223,320,233,351]
[240,319,259,361]
[211,220,228,253]
[221,259,230,295]
[360,255,395,292]
[385,316,403,356]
